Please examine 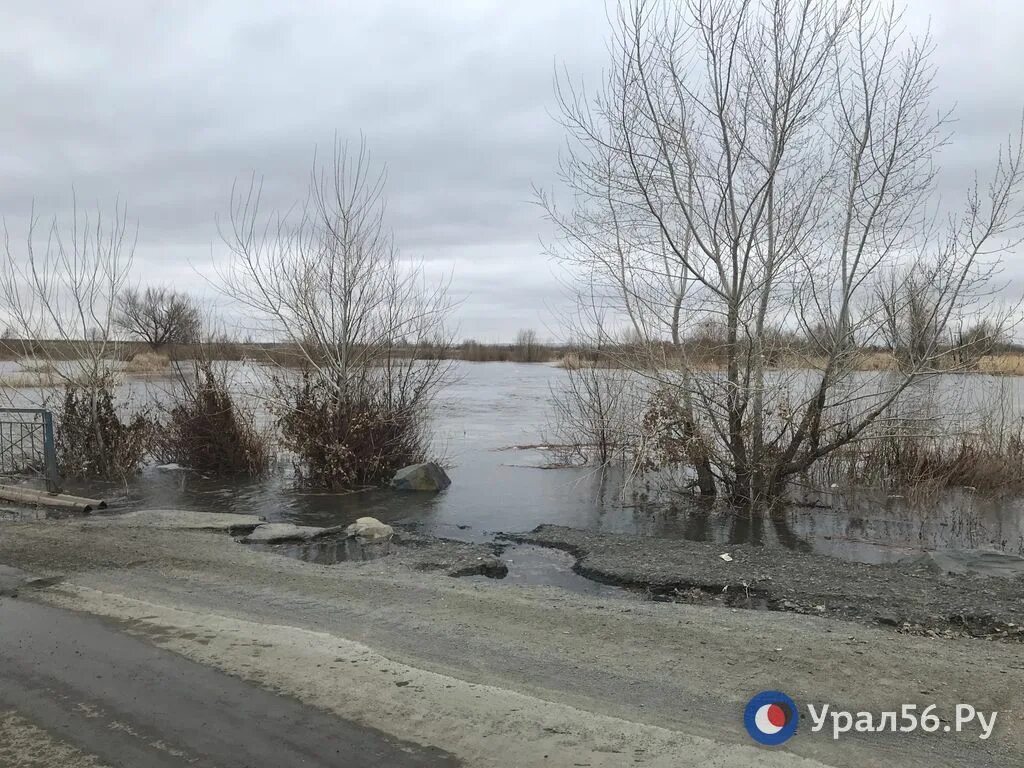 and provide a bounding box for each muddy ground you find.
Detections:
[0,510,1022,767]
[504,525,1024,641]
